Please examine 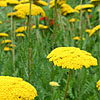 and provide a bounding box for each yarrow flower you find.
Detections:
[0,21,2,24]
[75,4,94,11]
[0,1,7,7]
[34,0,48,6]
[4,47,12,51]
[96,80,100,91]
[49,0,66,8]
[89,25,100,37]
[90,0,100,5]
[11,3,46,18]
[0,76,37,100]
[61,4,79,16]
[47,47,98,70]
[0,33,8,37]
[16,33,25,37]
[49,81,60,87]
[73,36,85,41]
[1,39,12,44]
